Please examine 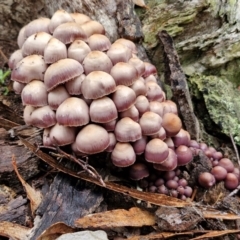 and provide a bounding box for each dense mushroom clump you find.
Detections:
[9,10,239,198]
